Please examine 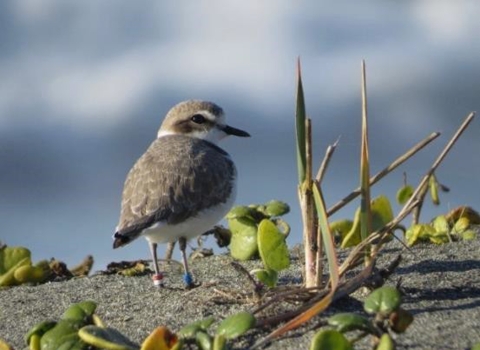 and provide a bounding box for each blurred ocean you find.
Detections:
[1,1,479,270]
